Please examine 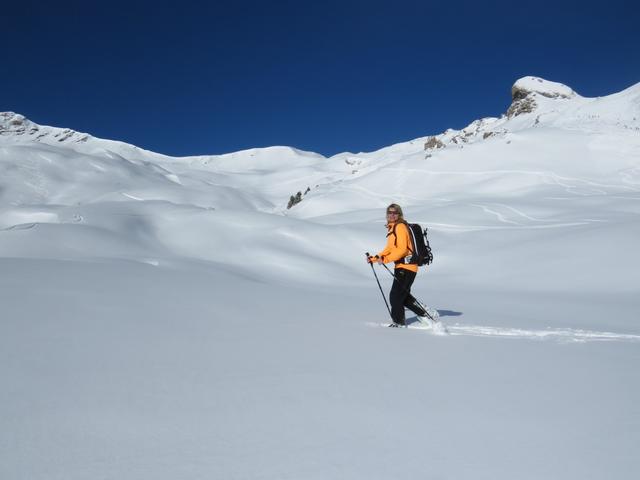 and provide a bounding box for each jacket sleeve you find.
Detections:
[377,223,411,263]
